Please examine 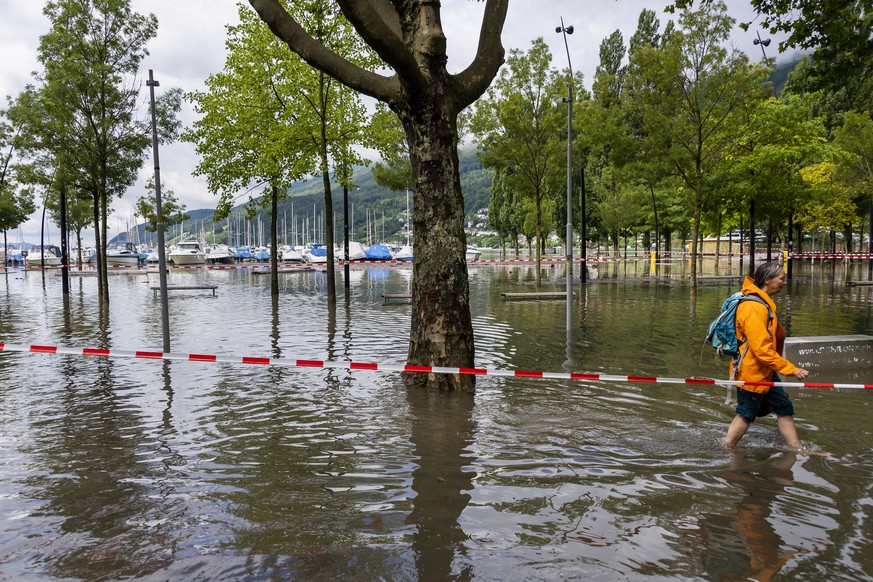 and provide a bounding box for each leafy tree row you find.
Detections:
[470,0,872,286]
[3,0,182,304]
